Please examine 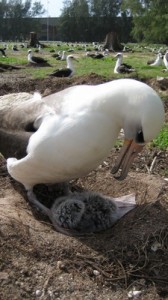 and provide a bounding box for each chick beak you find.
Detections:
[111,139,144,180]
